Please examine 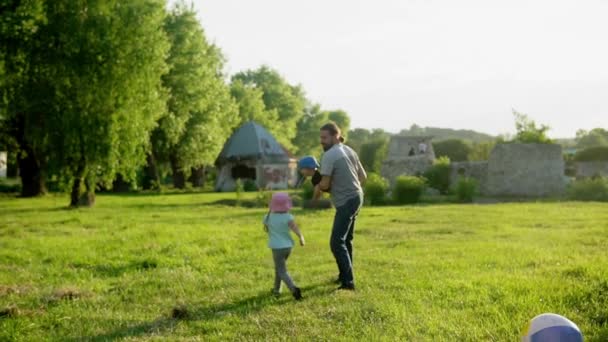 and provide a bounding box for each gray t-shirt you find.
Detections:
[320,144,366,207]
